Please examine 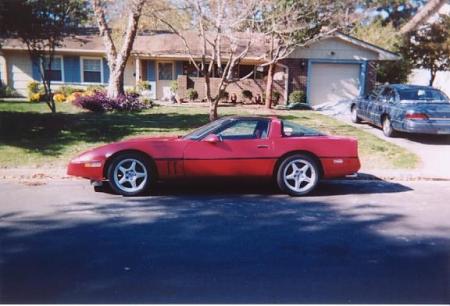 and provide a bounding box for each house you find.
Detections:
[405,2,450,96]
[0,30,399,106]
